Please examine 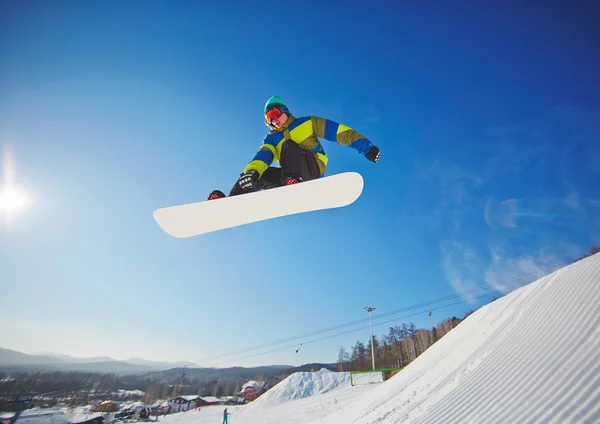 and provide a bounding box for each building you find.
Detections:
[239,380,268,401]
[168,395,200,411]
[89,401,120,413]
[168,395,222,408]
[197,396,221,406]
